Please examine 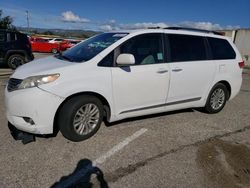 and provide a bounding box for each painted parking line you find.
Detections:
[53,128,148,188]
[93,128,148,165]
